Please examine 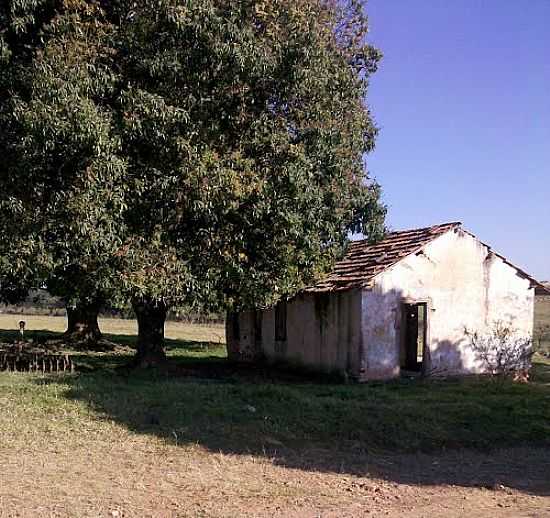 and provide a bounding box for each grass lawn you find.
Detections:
[0,314,549,453]
[1,314,549,516]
